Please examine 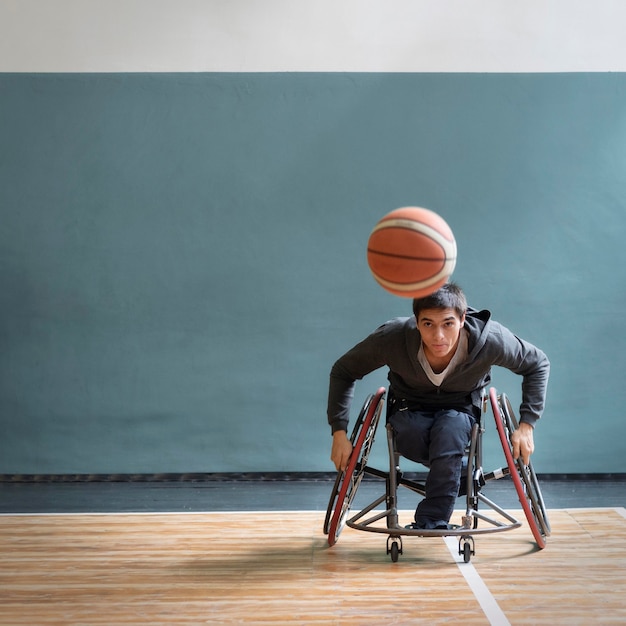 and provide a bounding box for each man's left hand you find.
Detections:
[510,422,534,465]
